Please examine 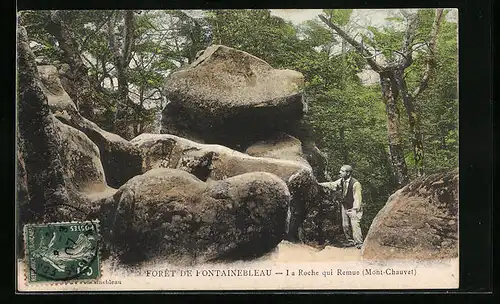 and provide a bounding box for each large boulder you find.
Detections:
[362,169,459,260]
[55,120,106,193]
[130,133,322,242]
[17,27,106,229]
[244,134,340,243]
[37,65,73,109]
[32,118,118,222]
[37,65,143,188]
[19,116,116,224]
[106,168,290,264]
[161,45,306,148]
[245,133,332,182]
